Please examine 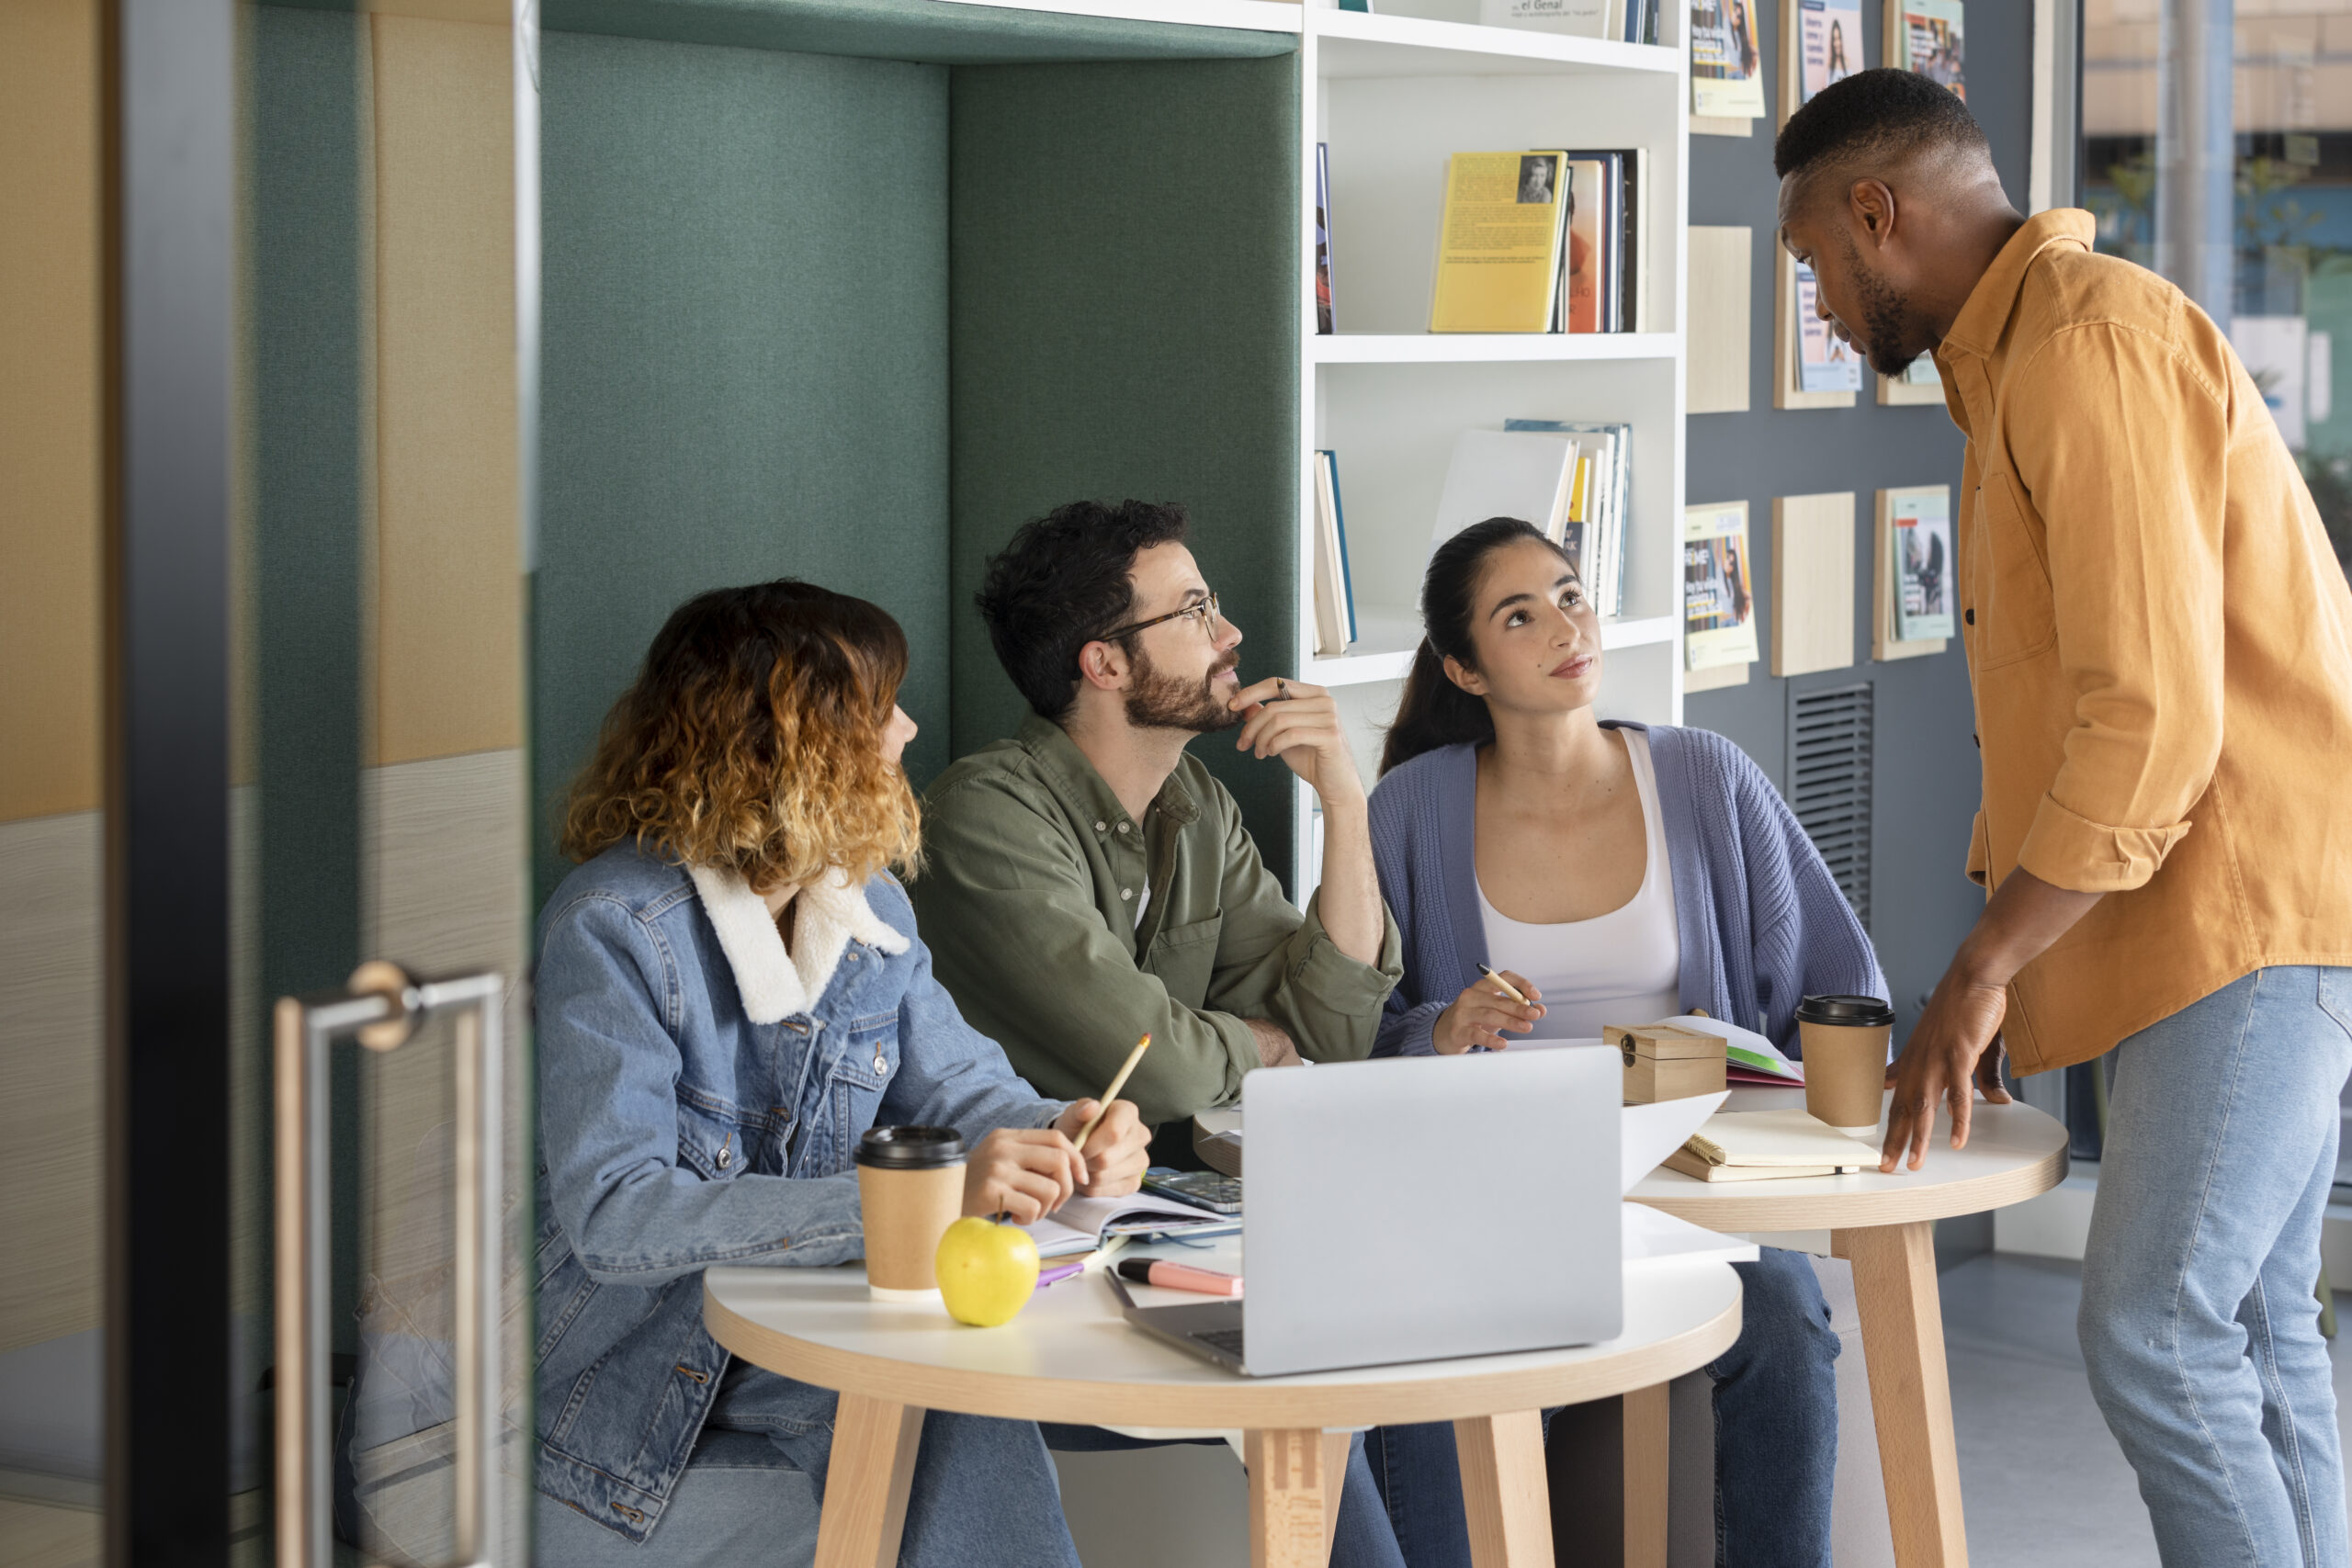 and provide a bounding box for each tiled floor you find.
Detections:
[1942,1250,2352,1568]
